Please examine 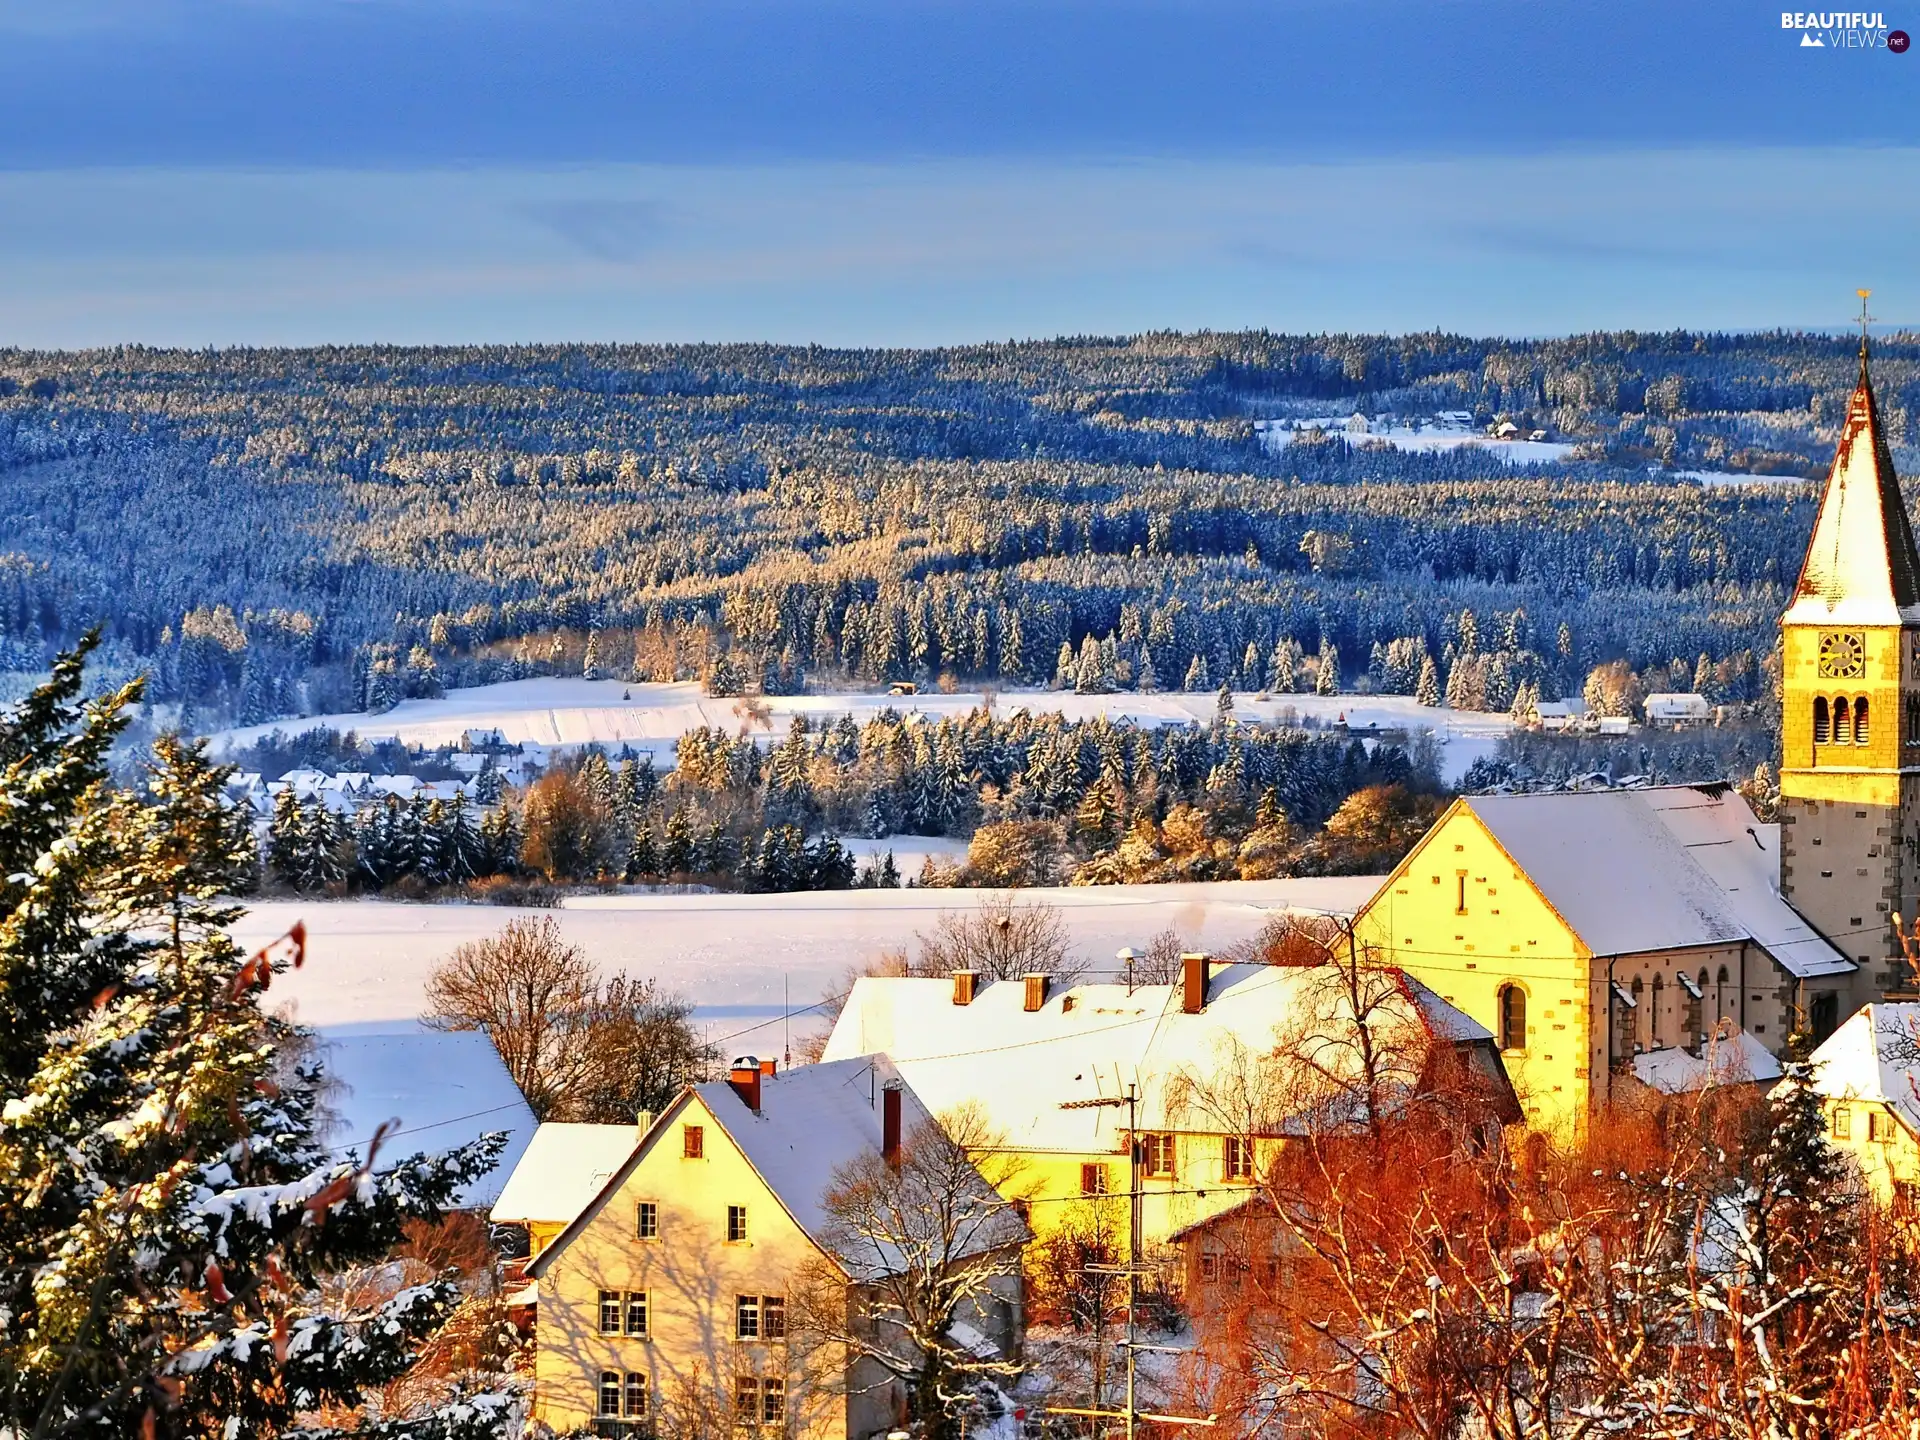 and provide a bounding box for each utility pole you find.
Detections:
[1053,1085,1216,1438]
